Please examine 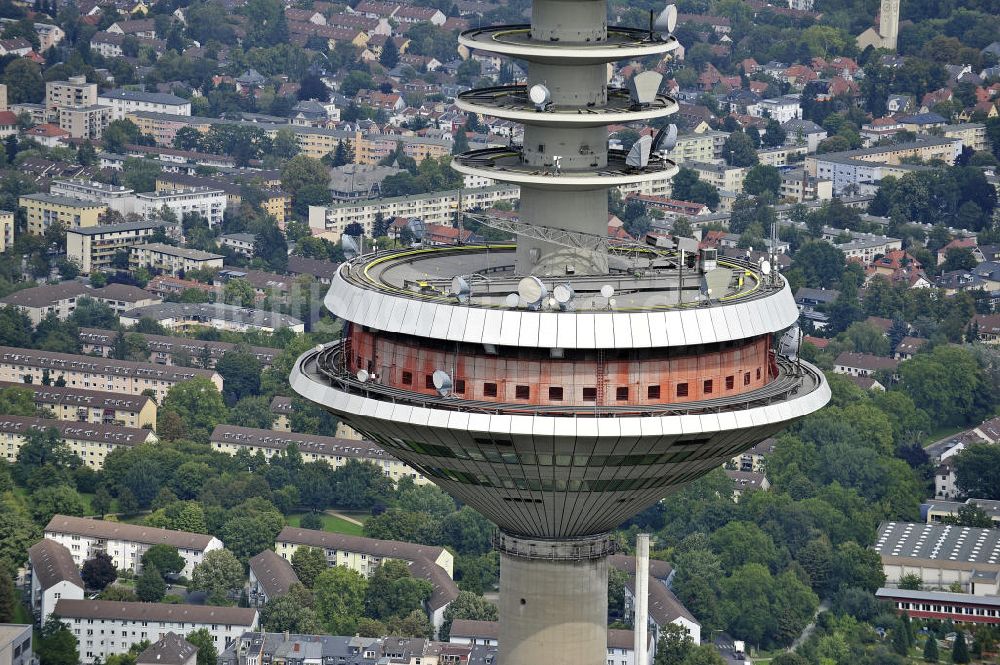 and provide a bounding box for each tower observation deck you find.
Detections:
[290,3,830,665]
